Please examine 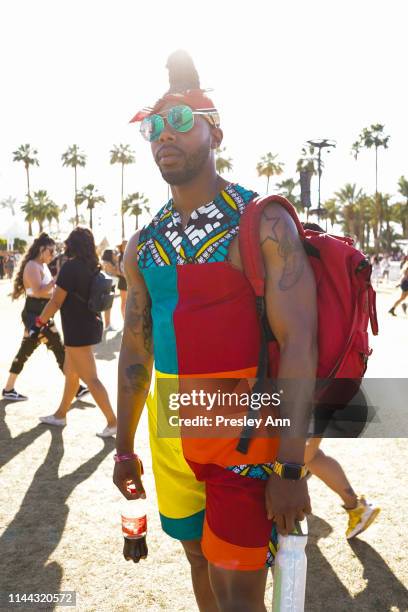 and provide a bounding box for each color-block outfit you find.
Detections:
[138,183,279,570]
